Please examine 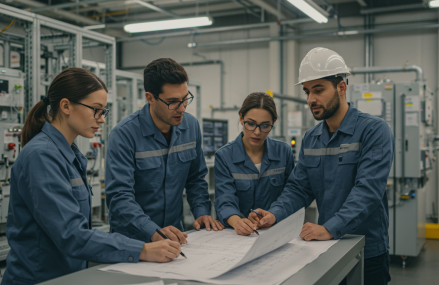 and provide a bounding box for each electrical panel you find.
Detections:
[347,81,434,258]
[0,68,25,233]
[0,68,24,108]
